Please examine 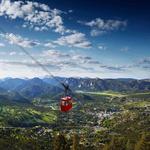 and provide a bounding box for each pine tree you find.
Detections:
[103,143,109,150]
[134,133,149,150]
[53,133,69,150]
[126,139,134,150]
[104,136,126,150]
[72,133,80,150]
